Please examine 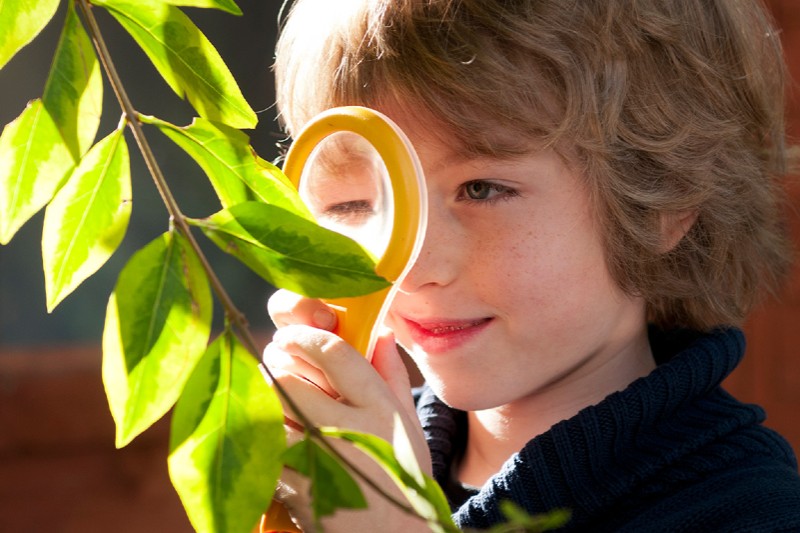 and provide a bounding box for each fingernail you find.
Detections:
[313,308,336,330]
